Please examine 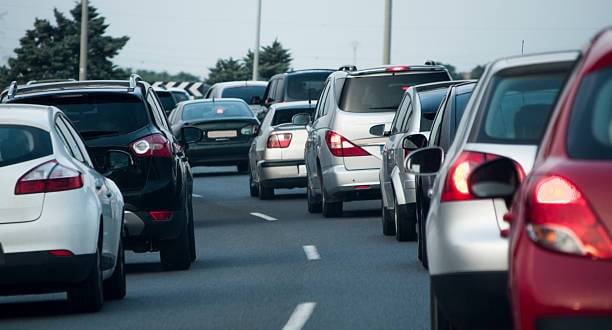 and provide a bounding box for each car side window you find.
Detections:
[276,77,286,102]
[429,104,445,147]
[315,82,330,119]
[268,80,278,102]
[399,95,413,132]
[147,89,171,130]
[61,116,94,167]
[55,116,85,163]
[392,94,410,134]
